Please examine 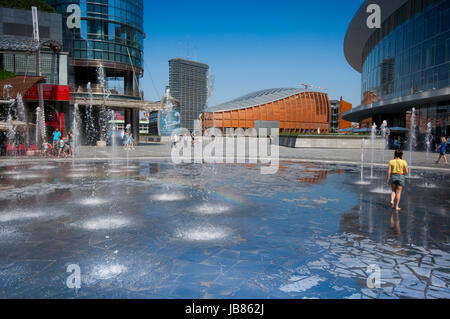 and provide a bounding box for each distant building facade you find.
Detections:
[0,6,70,144]
[202,88,331,135]
[330,97,353,133]
[44,0,162,145]
[169,58,209,131]
[343,0,450,142]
